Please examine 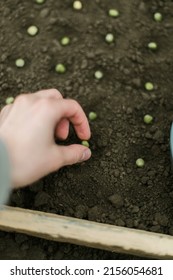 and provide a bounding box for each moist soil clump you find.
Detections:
[1,0,173,259]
